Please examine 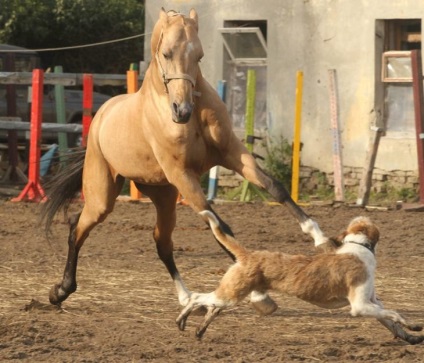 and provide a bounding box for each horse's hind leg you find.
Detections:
[137,184,192,305]
[49,168,124,305]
